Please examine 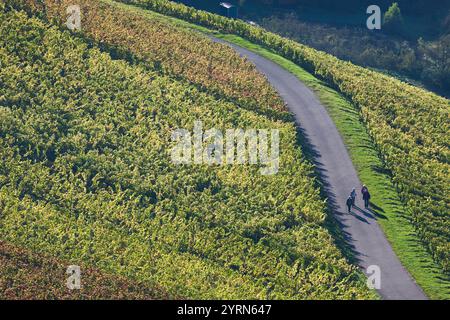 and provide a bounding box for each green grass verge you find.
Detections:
[200,35,450,300]
[107,0,450,299]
